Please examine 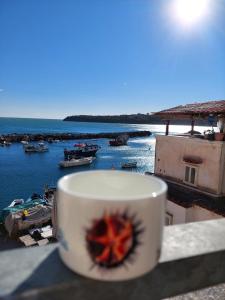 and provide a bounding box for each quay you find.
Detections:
[1,218,225,299]
[0,130,151,143]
